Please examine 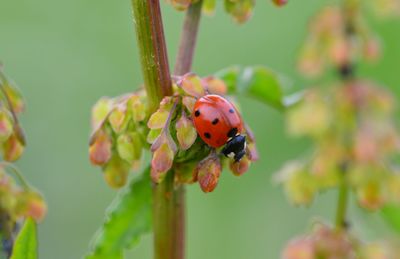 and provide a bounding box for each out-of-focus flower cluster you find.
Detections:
[0,167,46,223]
[0,68,46,253]
[367,0,400,17]
[89,73,258,192]
[150,73,258,192]
[89,92,148,188]
[278,81,400,210]
[0,72,26,162]
[282,222,399,259]
[165,0,287,24]
[298,6,381,78]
